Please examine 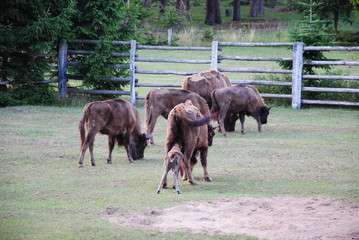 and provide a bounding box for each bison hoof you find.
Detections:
[128,159,134,163]
[204,176,212,182]
[107,159,112,164]
[162,183,168,189]
[177,190,181,194]
[78,164,84,168]
[189,179,197,185]
[91,162,96,166]
[156,190,161,194]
